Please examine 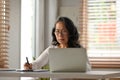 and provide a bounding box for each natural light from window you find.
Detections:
[87,0,120,57]
[21,0,35,79]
